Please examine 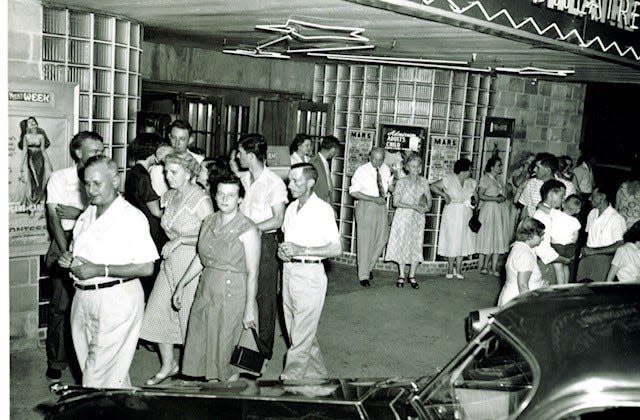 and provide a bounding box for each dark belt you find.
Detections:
[74,278,136,290]
[290,258,323,264]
